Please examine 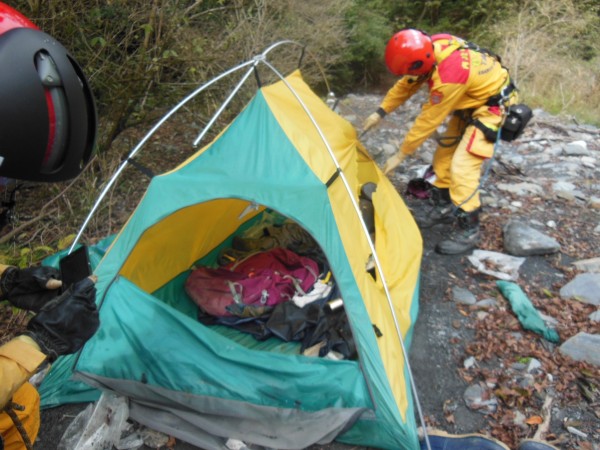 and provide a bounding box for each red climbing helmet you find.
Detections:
[0,2,97,182]
[385,29,435,76]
